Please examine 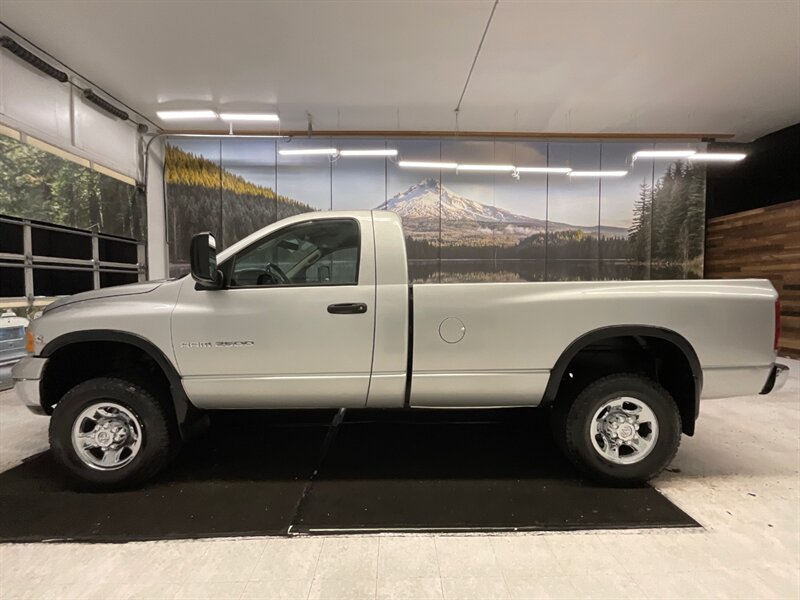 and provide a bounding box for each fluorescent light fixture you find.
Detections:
[457,164,516,172]
[279,148,338,156]
[339,149,398,157]
[398,161,458,169]
[156,109,217,120]
[515,166,573,174]
[633,150,696,159]
[569,171,628,178]
[688,153,746,162]
[219,112,279,122]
